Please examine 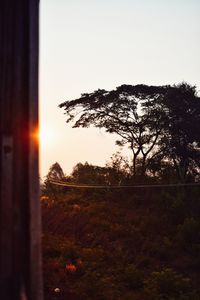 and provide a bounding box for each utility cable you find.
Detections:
[49,179,200,189]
